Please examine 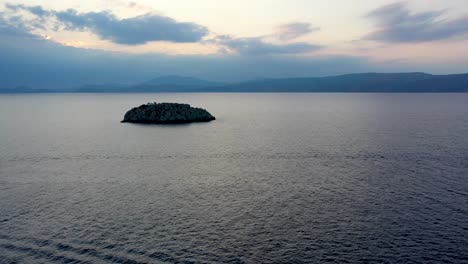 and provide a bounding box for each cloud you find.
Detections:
[209,22,321,56]
[276,22,318,41]
[211,35,322,56]
[3,4,322,55]
[5,4,51,16]
[365,2,468,43]
[0,16,31,37]
[5,4,209,45]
